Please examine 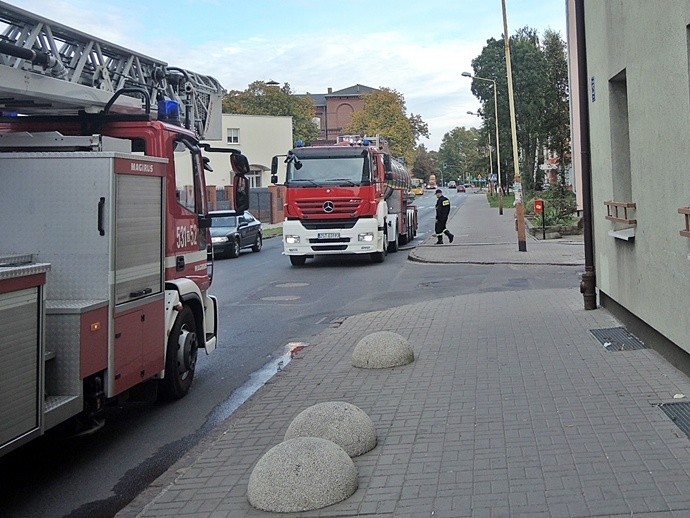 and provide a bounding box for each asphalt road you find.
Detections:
[0,189,582,517]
